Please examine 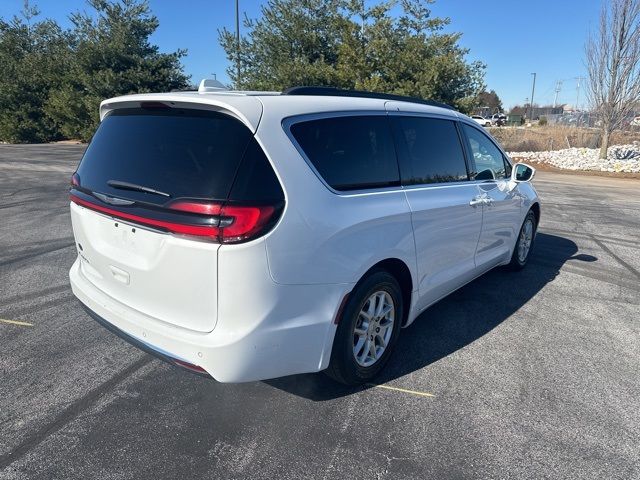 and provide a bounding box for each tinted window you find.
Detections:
[462,124,507,180]
[504,157,513,177]
[77,108,258,205]
[393,117,468,185]
[229,138,284,203]
[290,116,399,191]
